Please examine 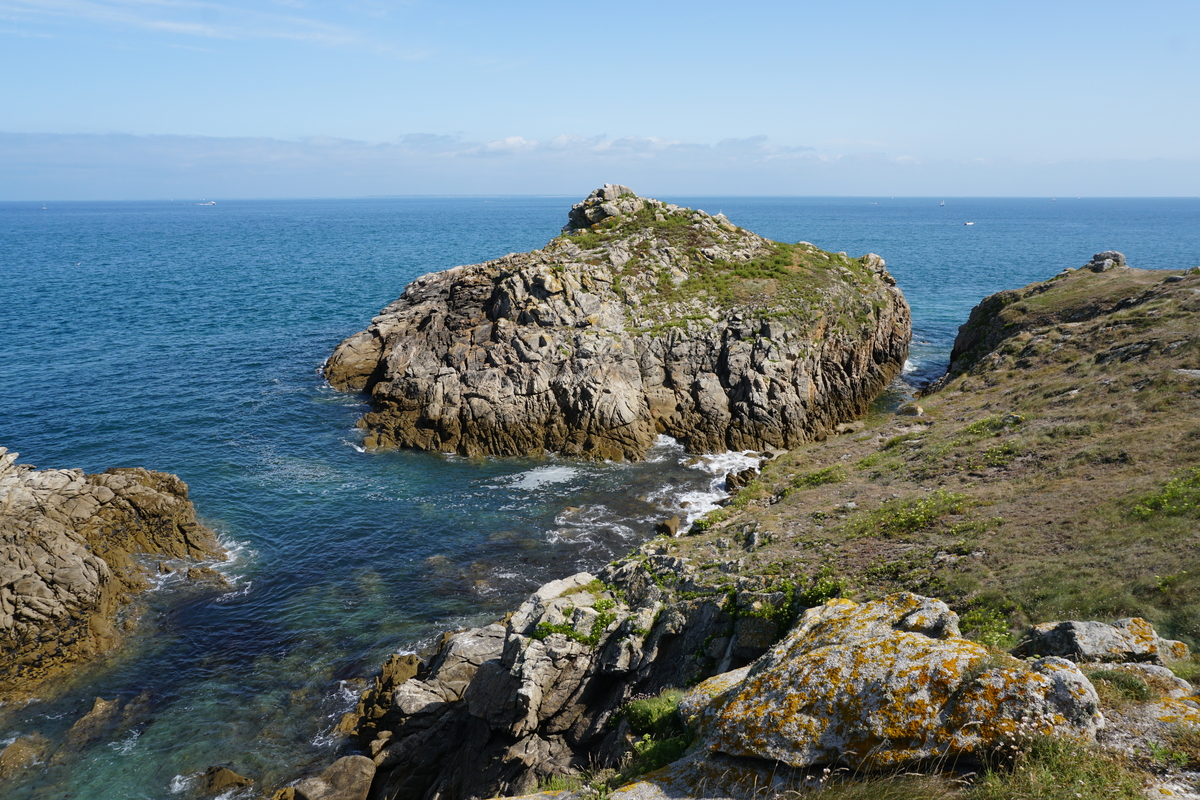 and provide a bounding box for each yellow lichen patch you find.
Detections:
[1150,699,1200,727]
[685,594,1103,771]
